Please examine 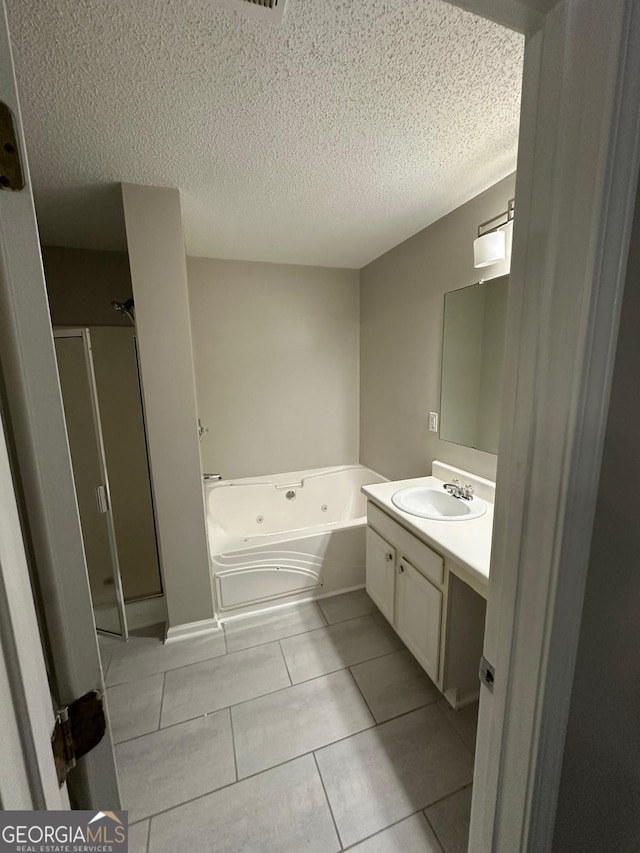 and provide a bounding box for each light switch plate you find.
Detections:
[429,412,439,433]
